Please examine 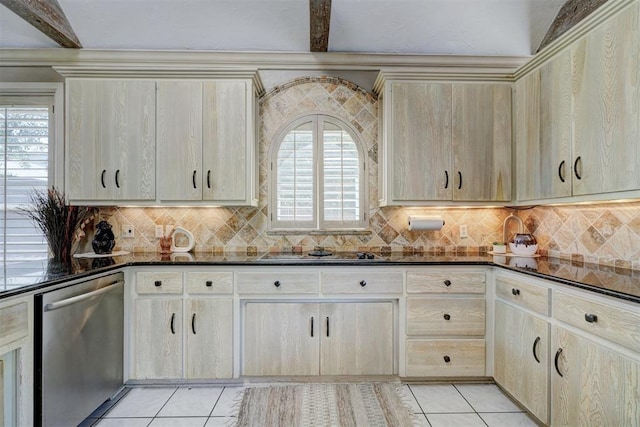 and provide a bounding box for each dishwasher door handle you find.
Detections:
[44,280,125,312]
